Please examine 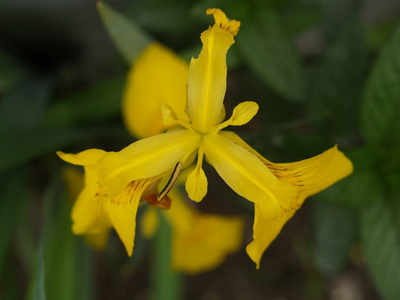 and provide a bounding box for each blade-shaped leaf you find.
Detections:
[0,167,28,273]
[41,76,125,128]
[46,191,93,300]
[360,25,400,146]
[361,198,400,300]
[97,1,152,65]
[0,51,28,93]
[0,78,50,131]
[237,10,305,102]
[0,128,89,174]
[316,146,383,208]
[312,201,357,276]
[27,179,58,300]
[307,23,368,136]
